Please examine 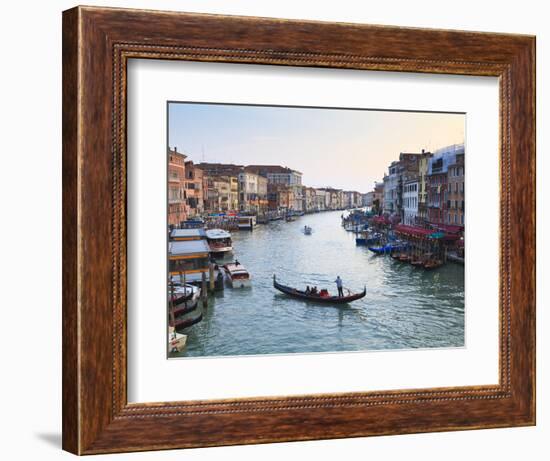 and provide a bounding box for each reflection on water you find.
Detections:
[174,210,464,358]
